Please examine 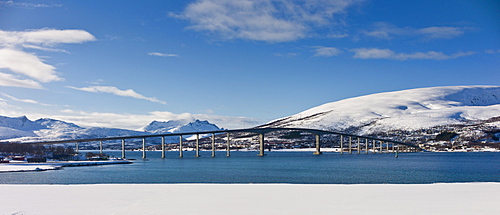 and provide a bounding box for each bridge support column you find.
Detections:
[313,134,322,155]
[373,141,377,153]
[142,138,146,159]
[161,136,165,158]
[226,133,231,157]
[365,139,369,154]
[357,137,361,154]
[121,139,126,158]
[340,135,343,154]
[195,134,200,157]
[179,135,183,158]
[211,133,216,157]
[348,136,352,154]
[75,142,79,154]
[395,145,399,157]
[258,134,265,156]
[99,141,103,156]
[386,141,389,153]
